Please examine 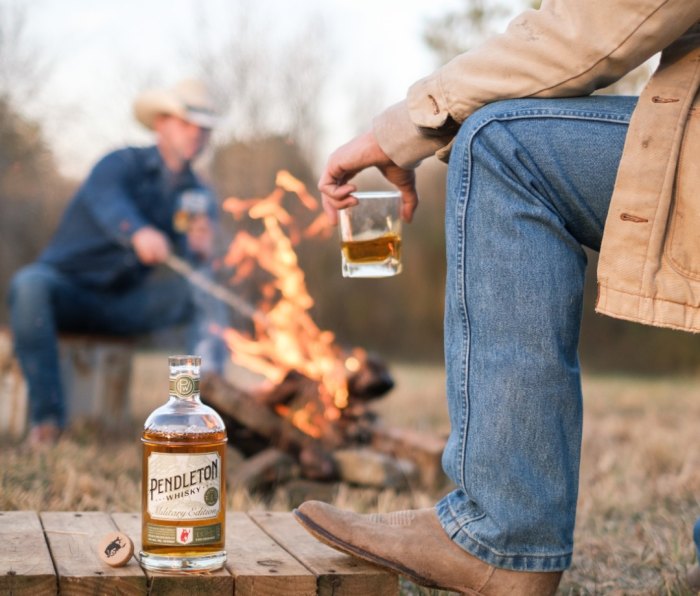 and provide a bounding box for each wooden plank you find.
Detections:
[226,512,316,596]
[0,511,56,596]
[41,511,145,596]
[112,512,233,596]
[250,511,398,596]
